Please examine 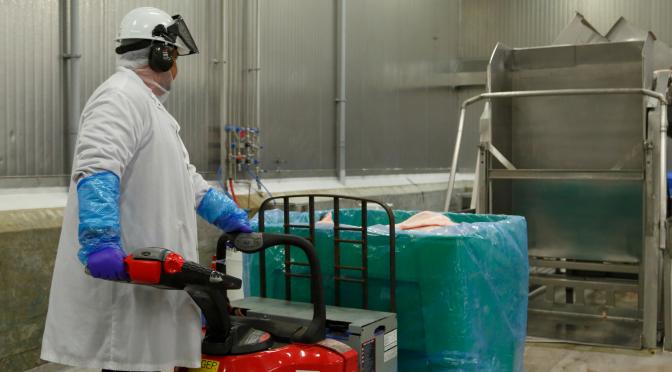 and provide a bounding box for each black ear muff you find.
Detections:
[148,44,174,72]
